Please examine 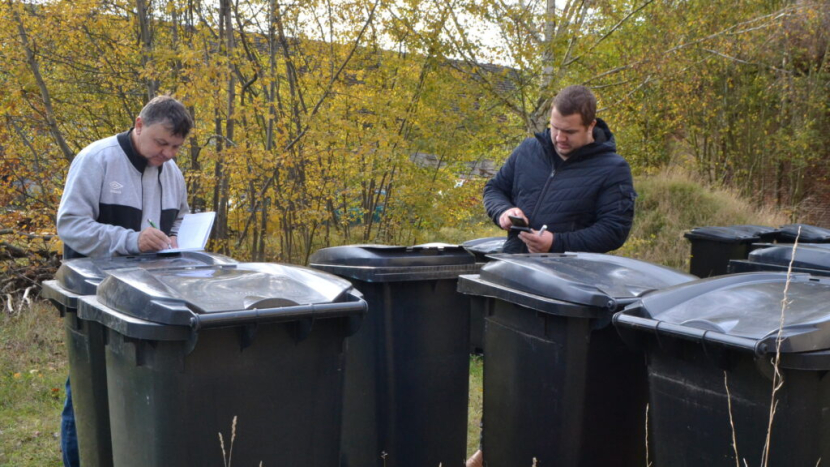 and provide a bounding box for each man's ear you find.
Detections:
[134,116,144,134]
